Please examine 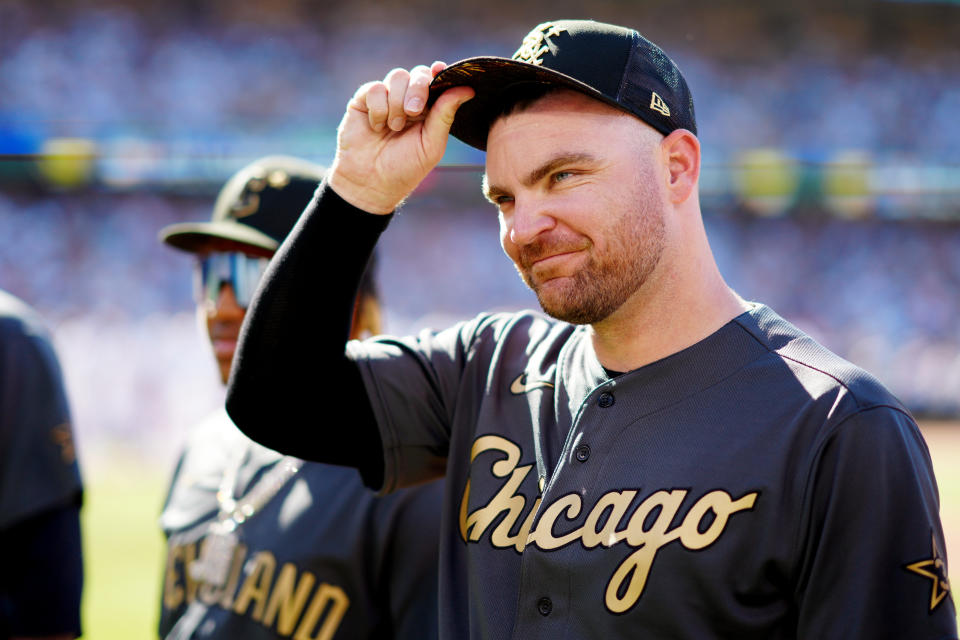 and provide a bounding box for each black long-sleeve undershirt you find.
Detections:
[225,182,391,489]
